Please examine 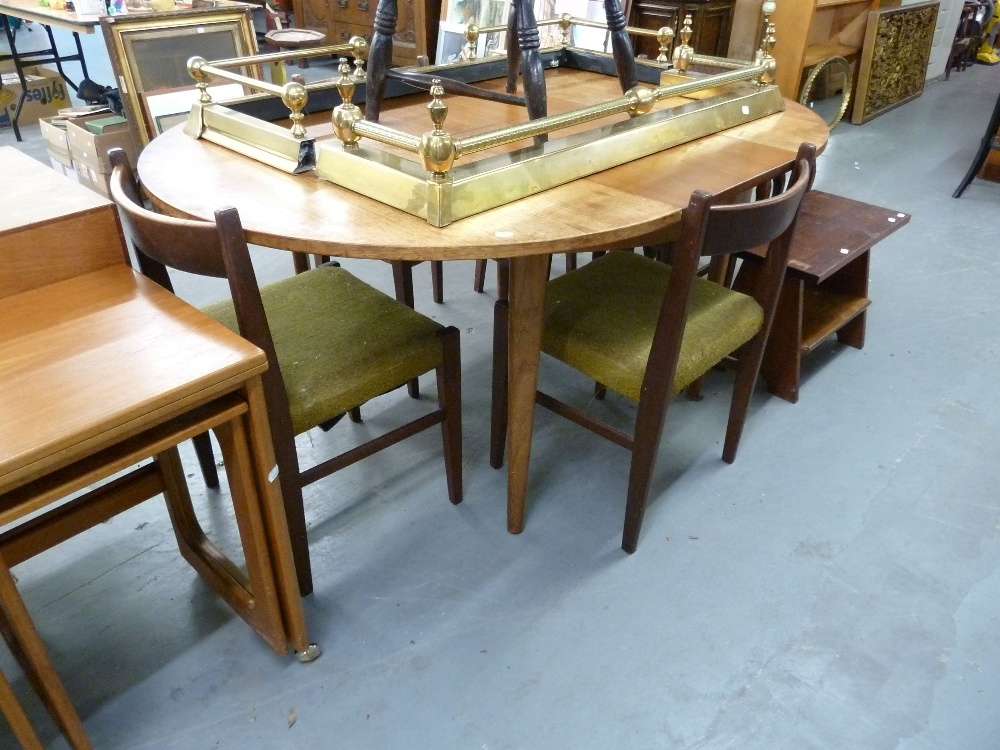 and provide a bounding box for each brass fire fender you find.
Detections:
[183,4,784,225]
